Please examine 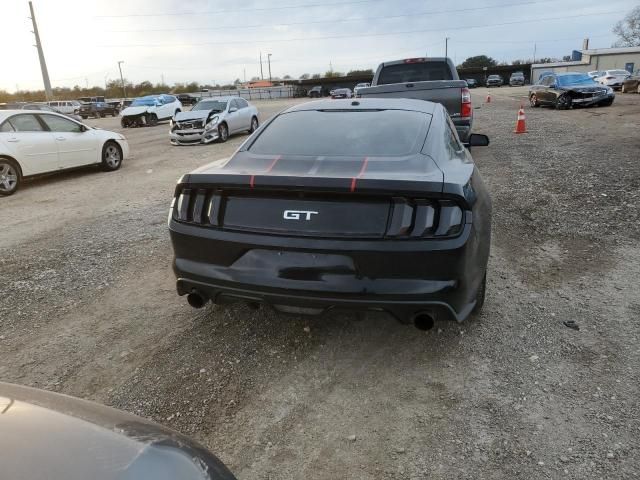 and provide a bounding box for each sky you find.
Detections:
[0,0,636,92]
